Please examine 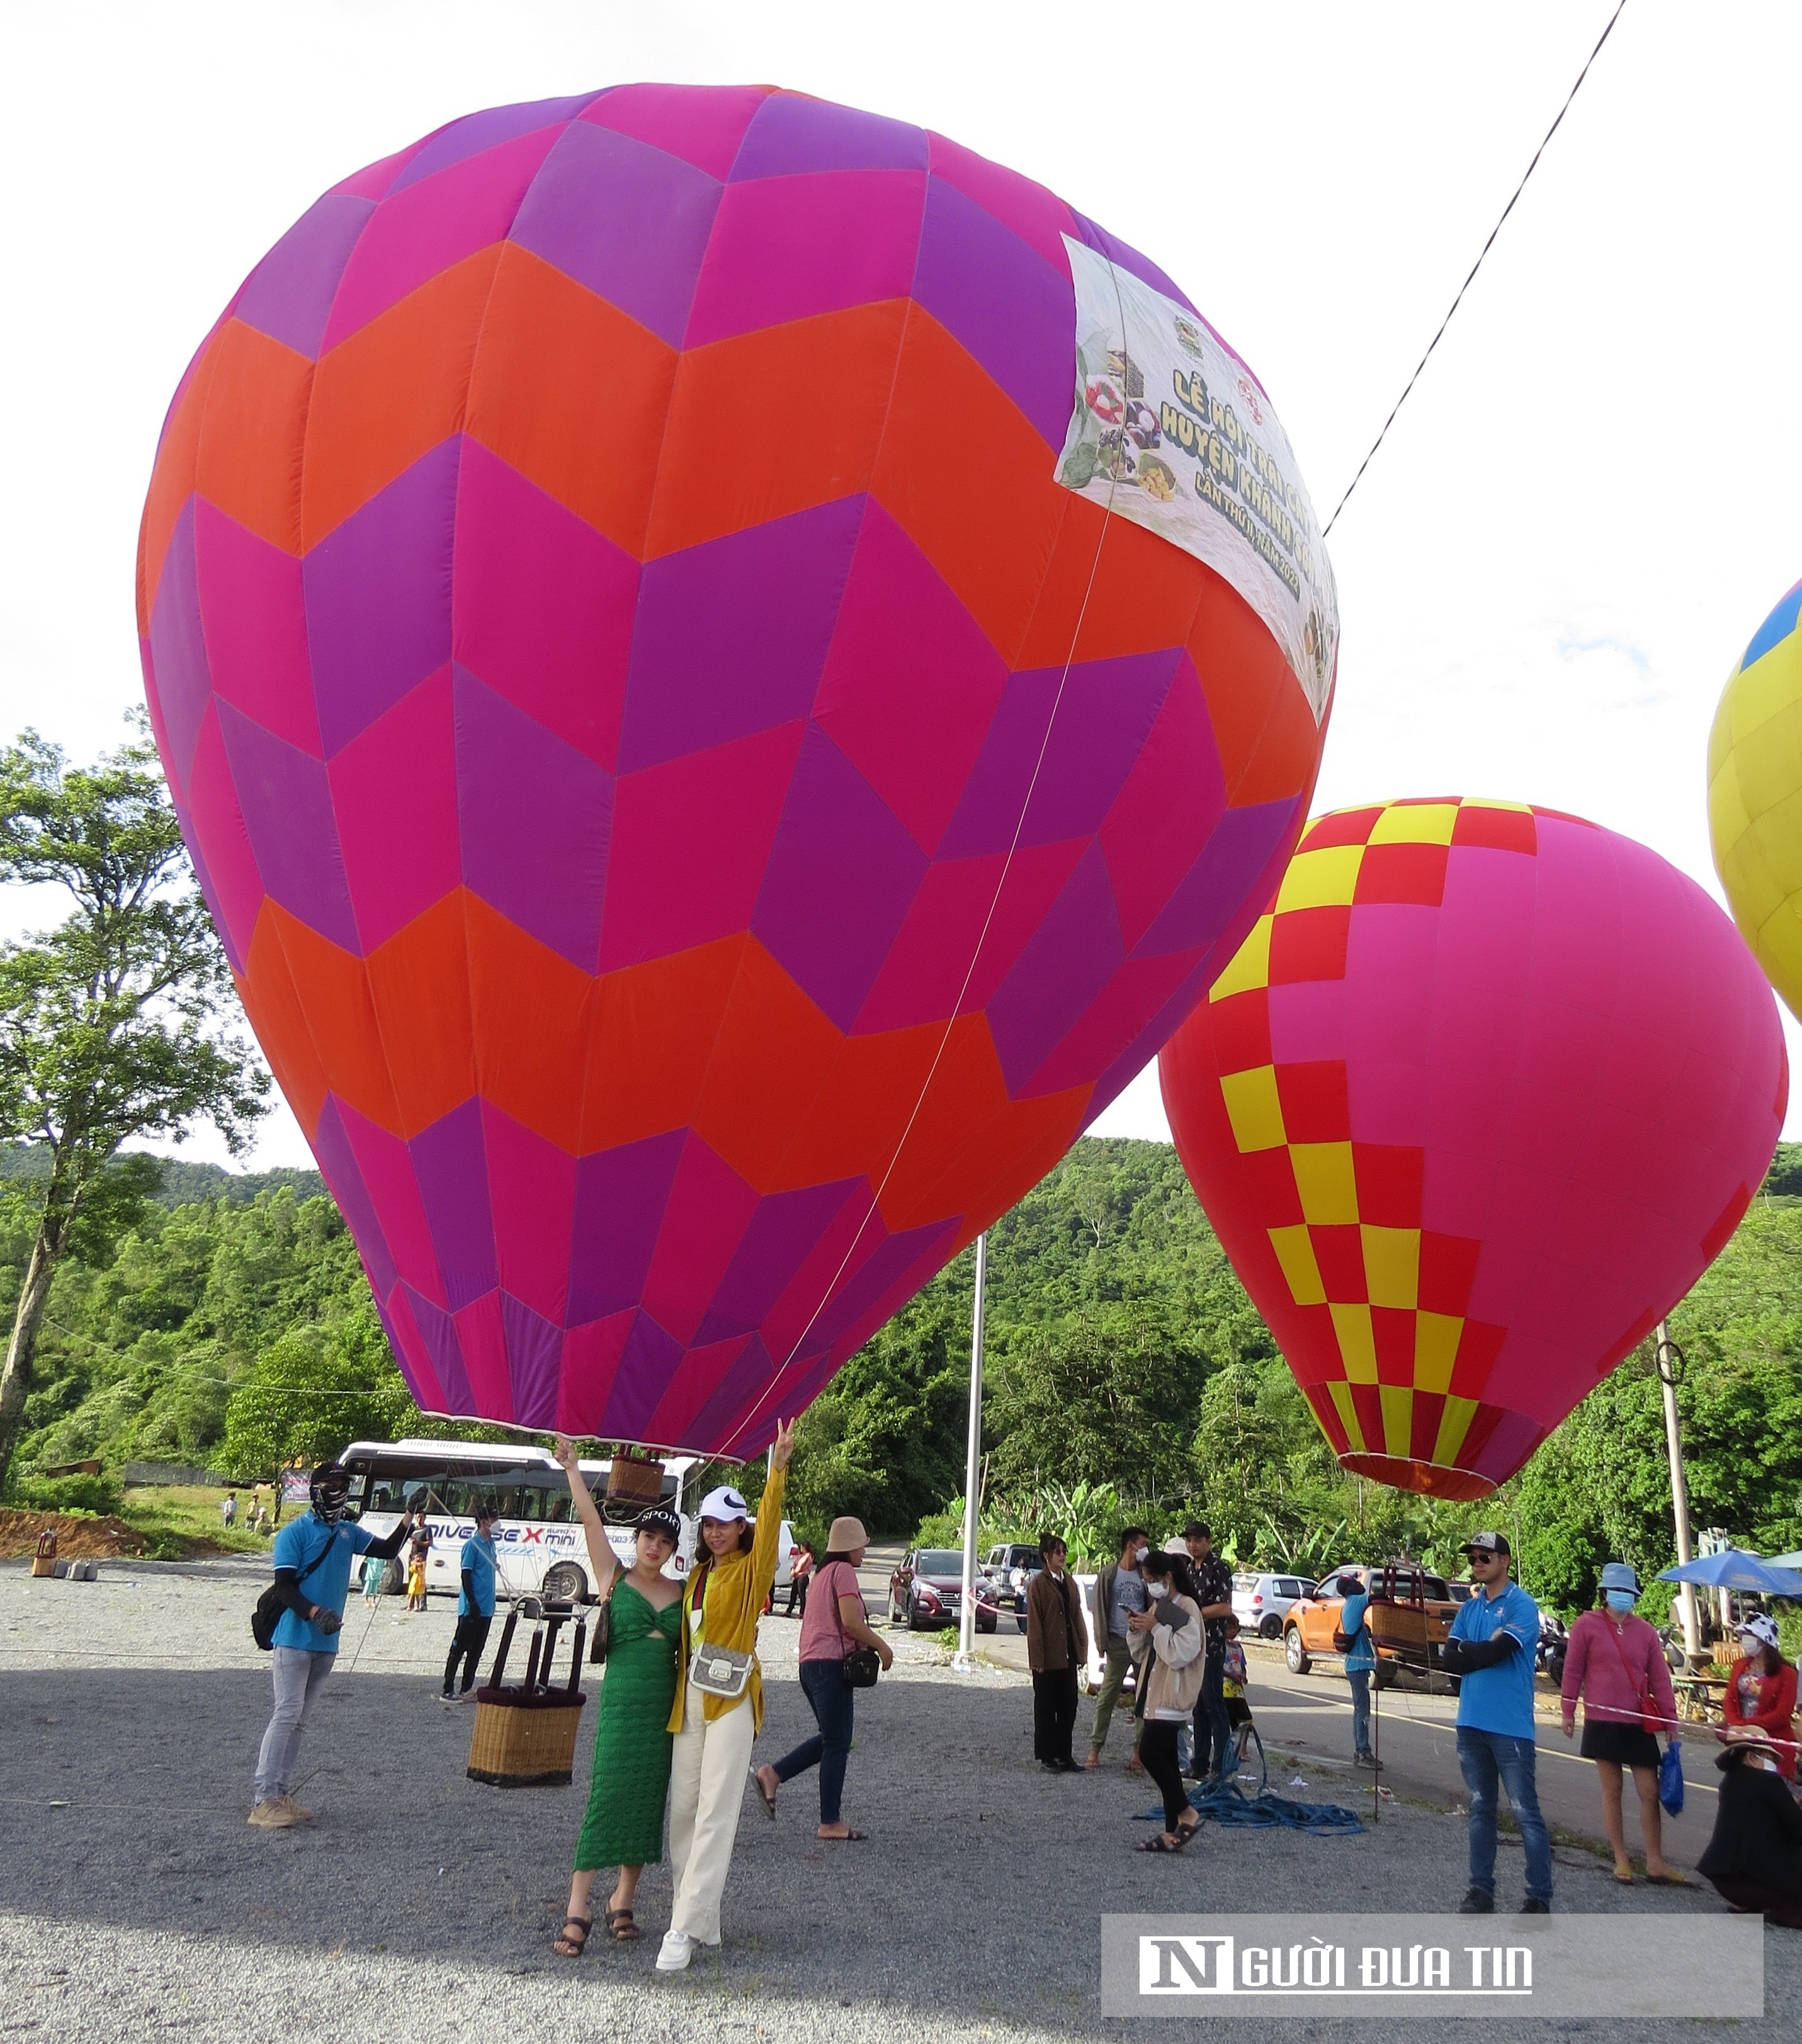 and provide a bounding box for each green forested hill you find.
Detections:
[3,1134,1801,1617]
